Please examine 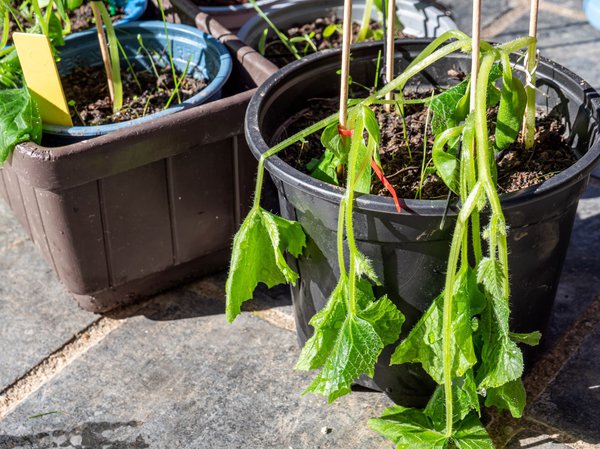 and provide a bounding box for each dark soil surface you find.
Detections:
[63,65,206,126]
[68,3,125,34]
[263,15,407,67]
[7,1,124,37]
[275,95,576,200]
